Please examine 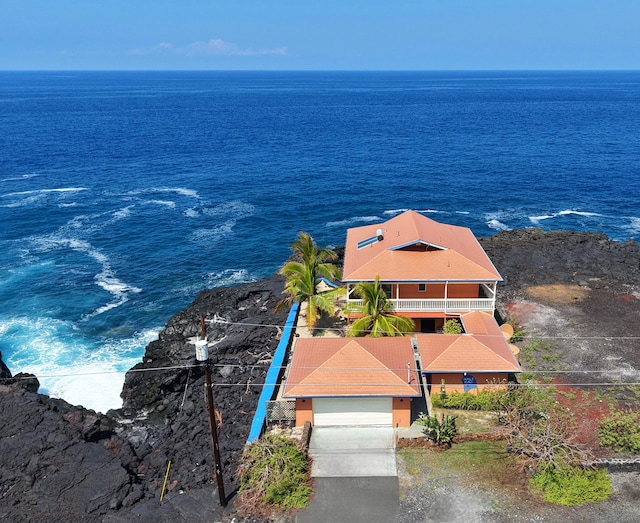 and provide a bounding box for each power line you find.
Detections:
[210,317,640,340]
